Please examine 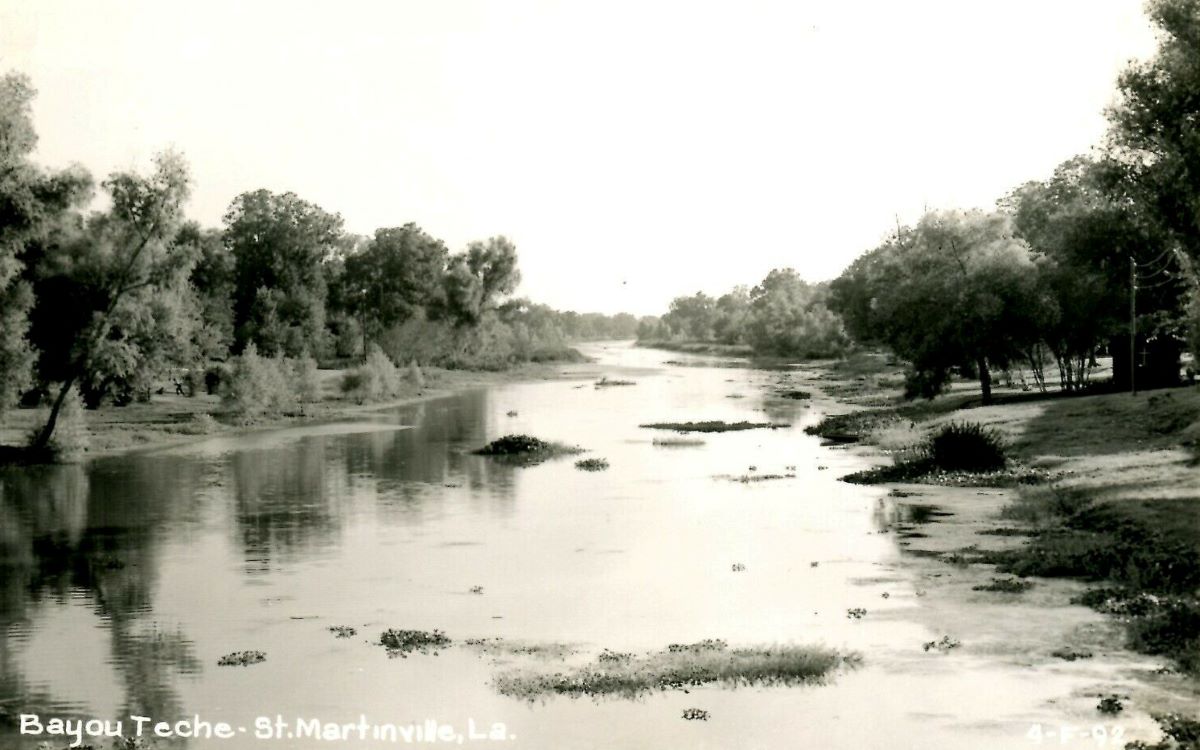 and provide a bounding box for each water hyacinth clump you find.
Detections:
[328,626,357,638]
[473,435,584,466]
[575,458,610,471]
[639,421,789,433]
[493,640,854,701]
[594,377,636,387]
[217,650,266,666]
[972,577,1034,593]
[380,629,451,656]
